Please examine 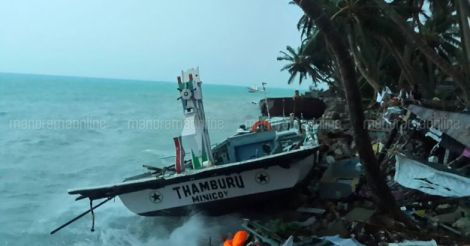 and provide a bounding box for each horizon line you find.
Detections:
[0,71,302,90]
